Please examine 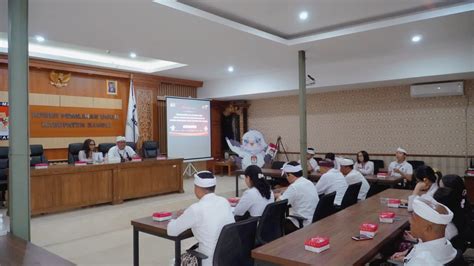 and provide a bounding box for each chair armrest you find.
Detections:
[187,249,208,260]
[288,214,307,228]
